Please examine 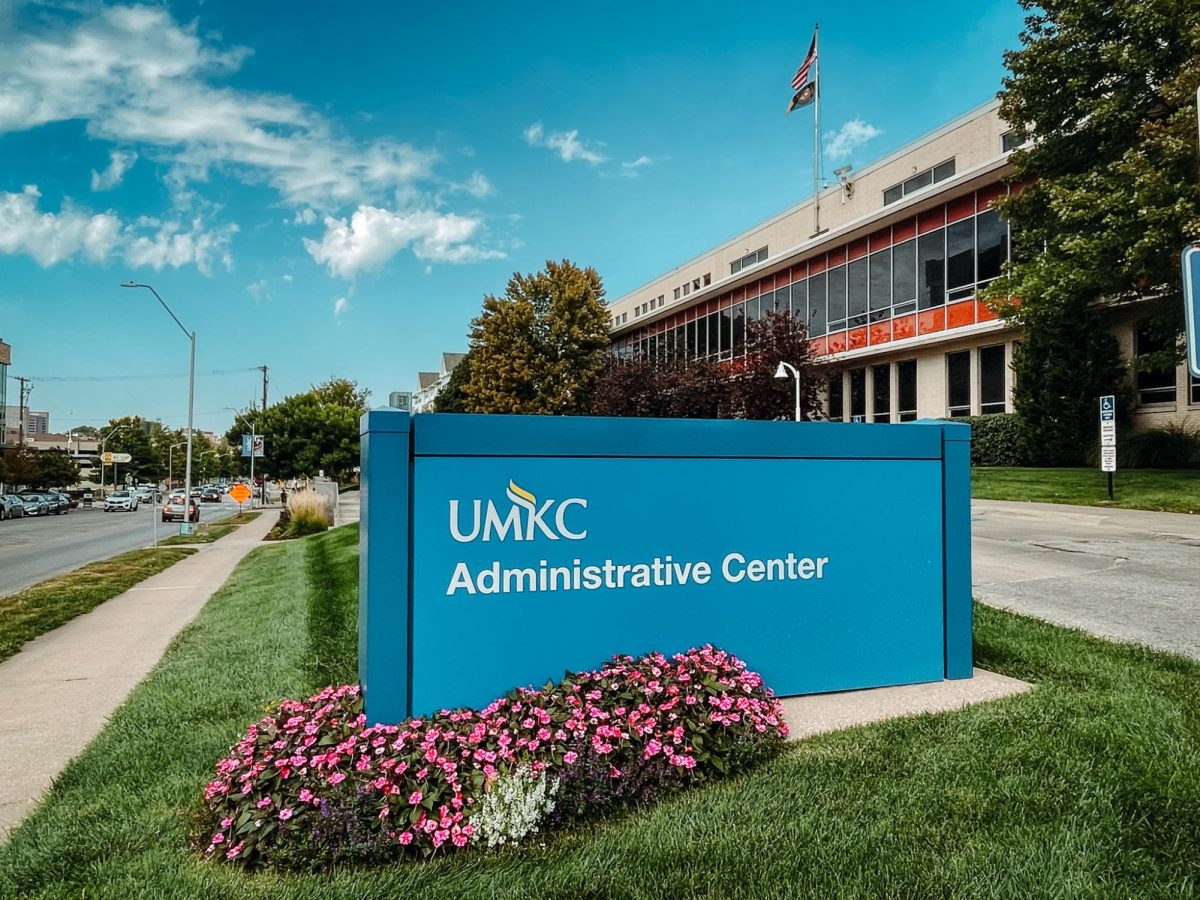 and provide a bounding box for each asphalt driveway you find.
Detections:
[972,499,1200,661]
